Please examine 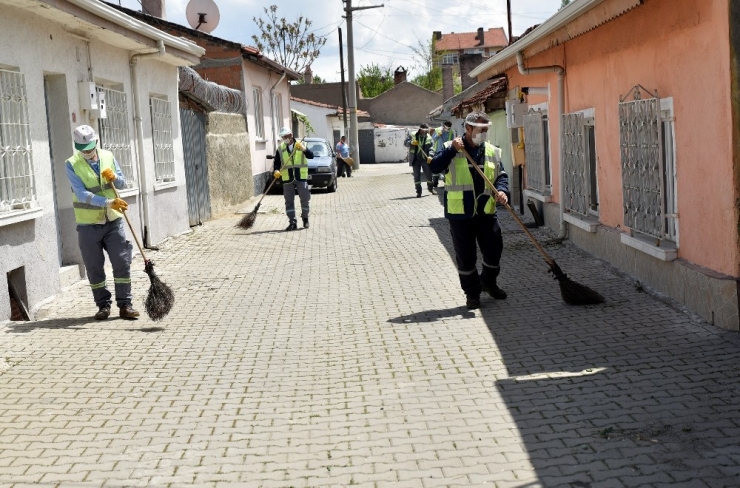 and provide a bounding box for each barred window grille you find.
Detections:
[0,69,35,214]
[562,112,599,216]
[619,92,677,242]
[523,109,550,194]
[149,97,175,183]
[253,87,264,139]
[272,92,283,140]
[97,86,135,188]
